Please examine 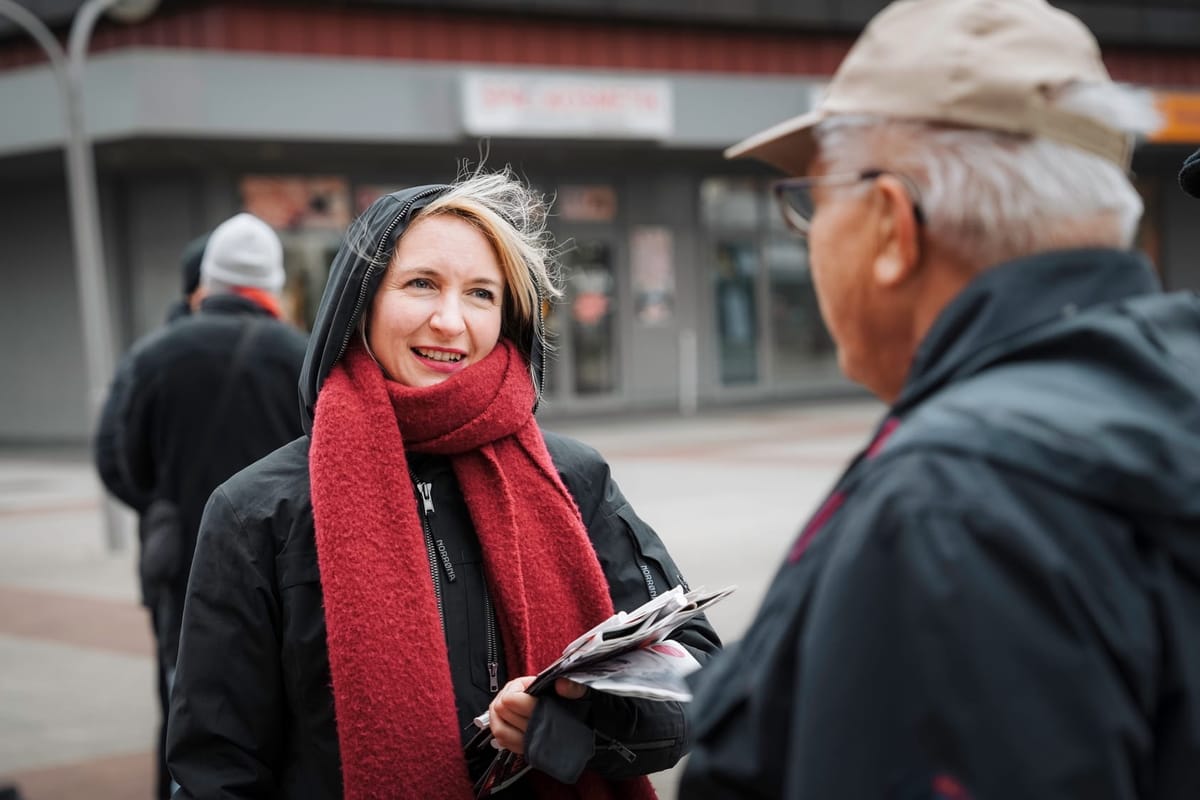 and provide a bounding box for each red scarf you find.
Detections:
[230,286,282,318]
[310,340,657,800]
